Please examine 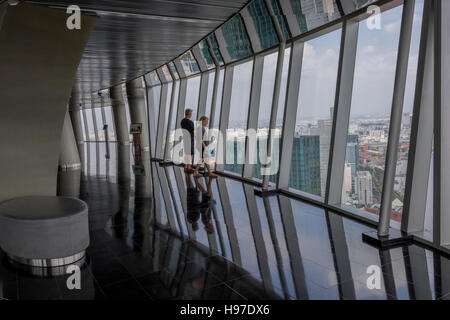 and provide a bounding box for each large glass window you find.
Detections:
[392,0,424,228]
[122,85,132,142]
[161,82,173,155]
[341,6,402,221]
[209,69,224,170]
[79,109,86,141]
[224,60,253,175]
[253,48,291,183]
[204,71,216,119]
[247,0,279,50]
[289,29,341,198]
[185,75,201,120]
[207,33,224,65]
[198,40,216,70]
[94,108,104,141]
[84,109,96,141]
[213,69,225,130]
[147,84,161,157]
[167,80,180,161]
[289,0,341,36]
[103,106,116,142]
[180,51,200,76]
[270,0,291,40]
[221,14,253,61]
